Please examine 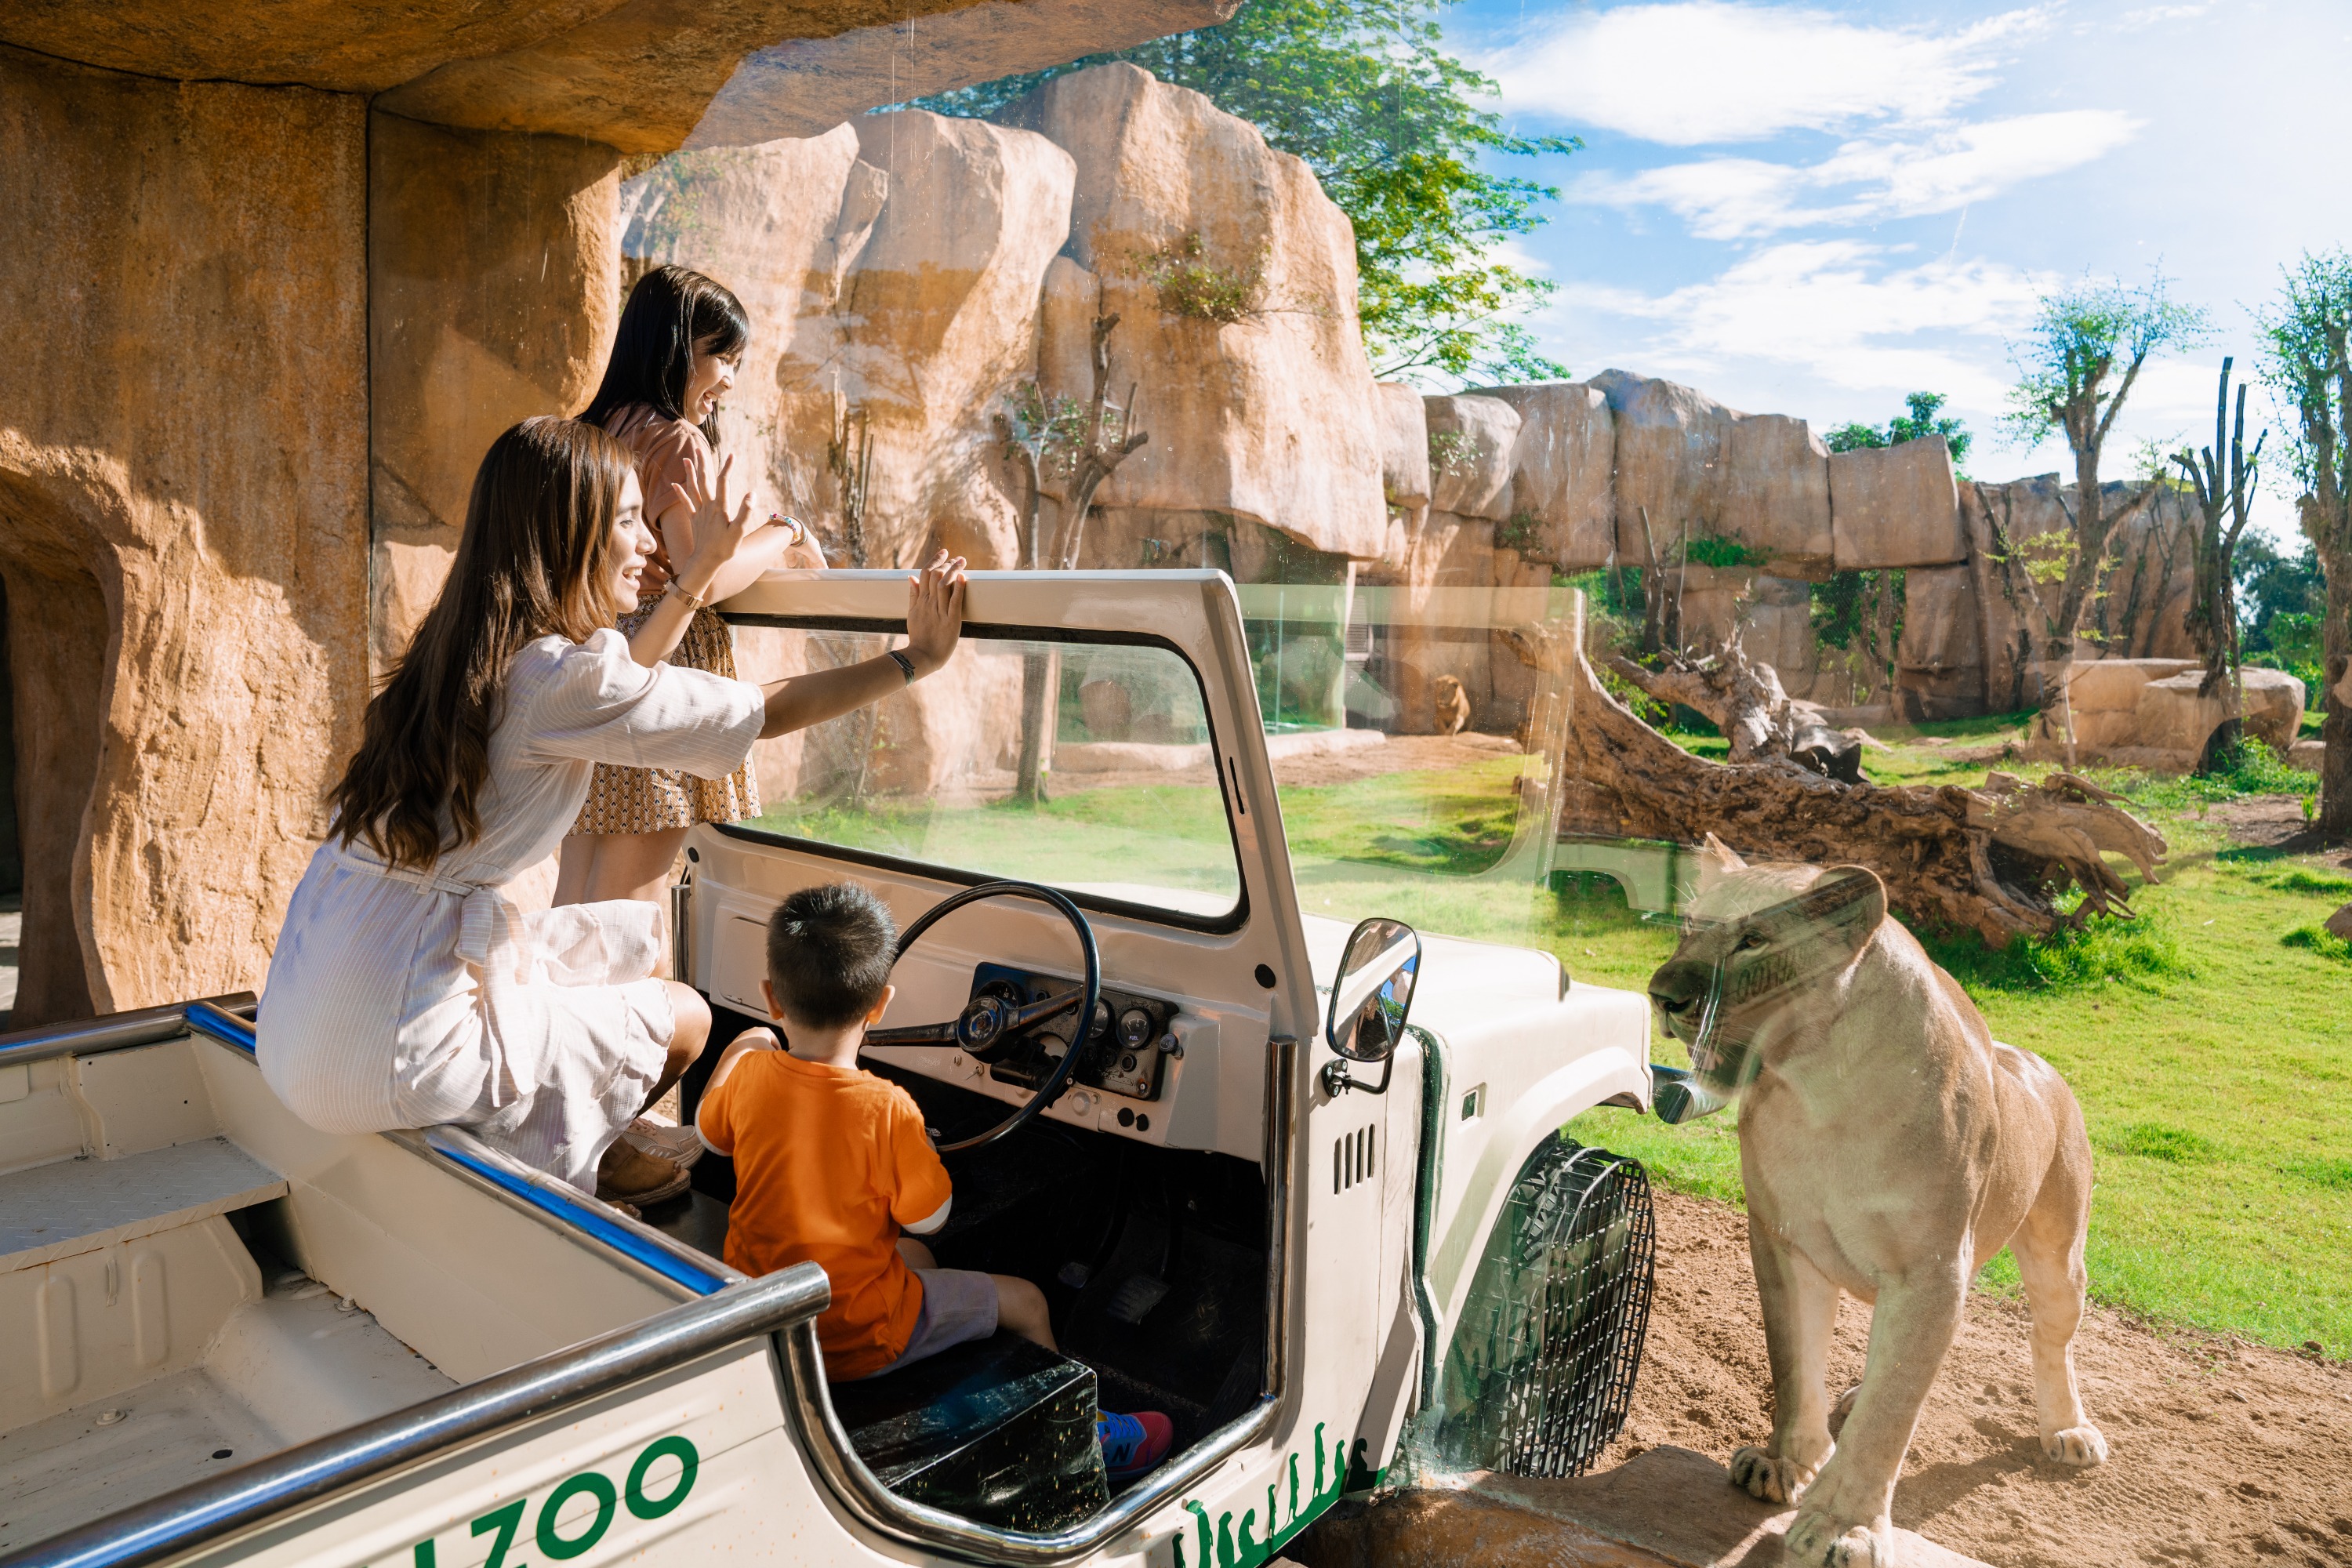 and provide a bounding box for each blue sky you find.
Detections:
[1442,0,2352,512]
